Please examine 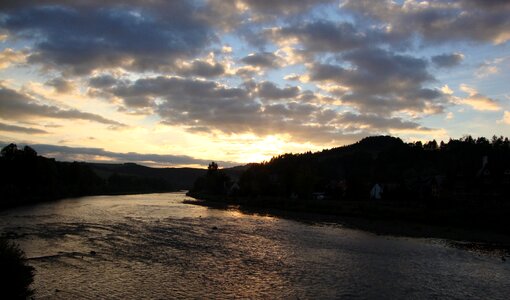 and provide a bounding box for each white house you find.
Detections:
[370,183,383,200]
